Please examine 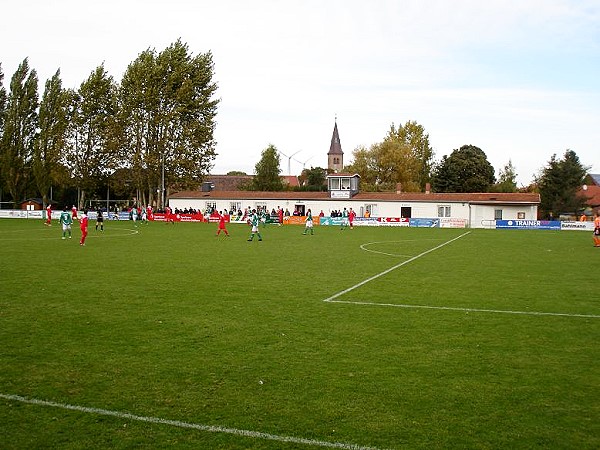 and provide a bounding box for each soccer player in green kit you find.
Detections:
[59,206,73,239]
[247,209,263,242]
[302,208,314,235]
